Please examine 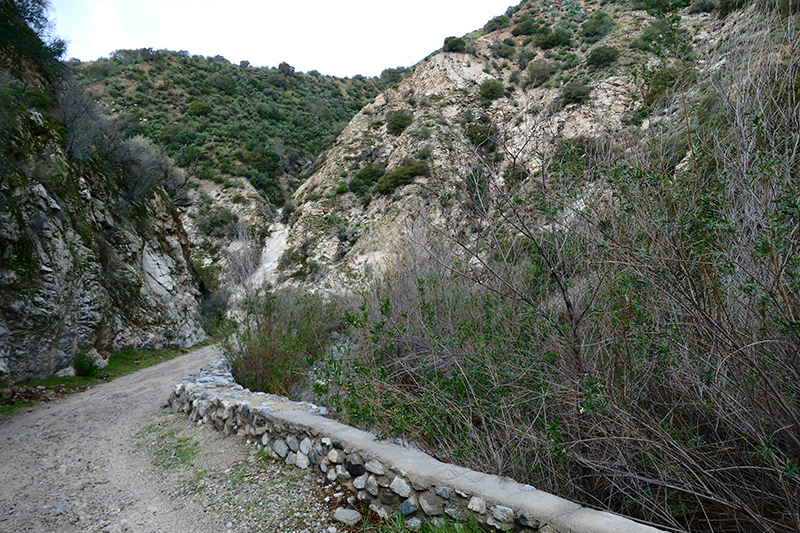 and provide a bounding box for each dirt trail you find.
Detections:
[0,345,238,533]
